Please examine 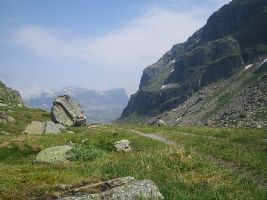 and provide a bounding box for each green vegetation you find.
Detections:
[0,107,267,199]
[68,144,106,161]
[128,125,267,180]
[0,106,50,134]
